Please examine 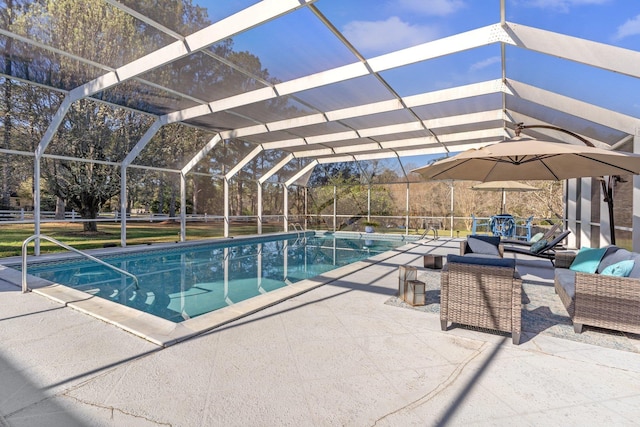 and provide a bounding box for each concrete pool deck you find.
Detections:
[1,238,640,425]
[0,233,420,346]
